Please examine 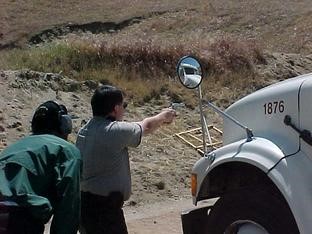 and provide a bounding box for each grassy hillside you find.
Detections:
[1,0,311,107]
[1,0,311,52]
